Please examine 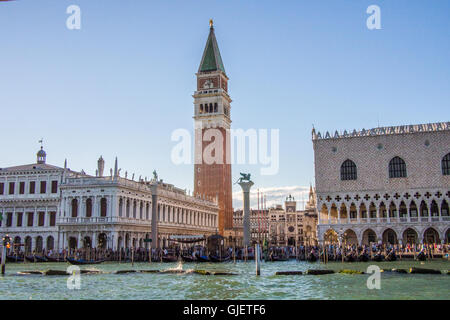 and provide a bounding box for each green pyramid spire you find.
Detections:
[198,22,226,74]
